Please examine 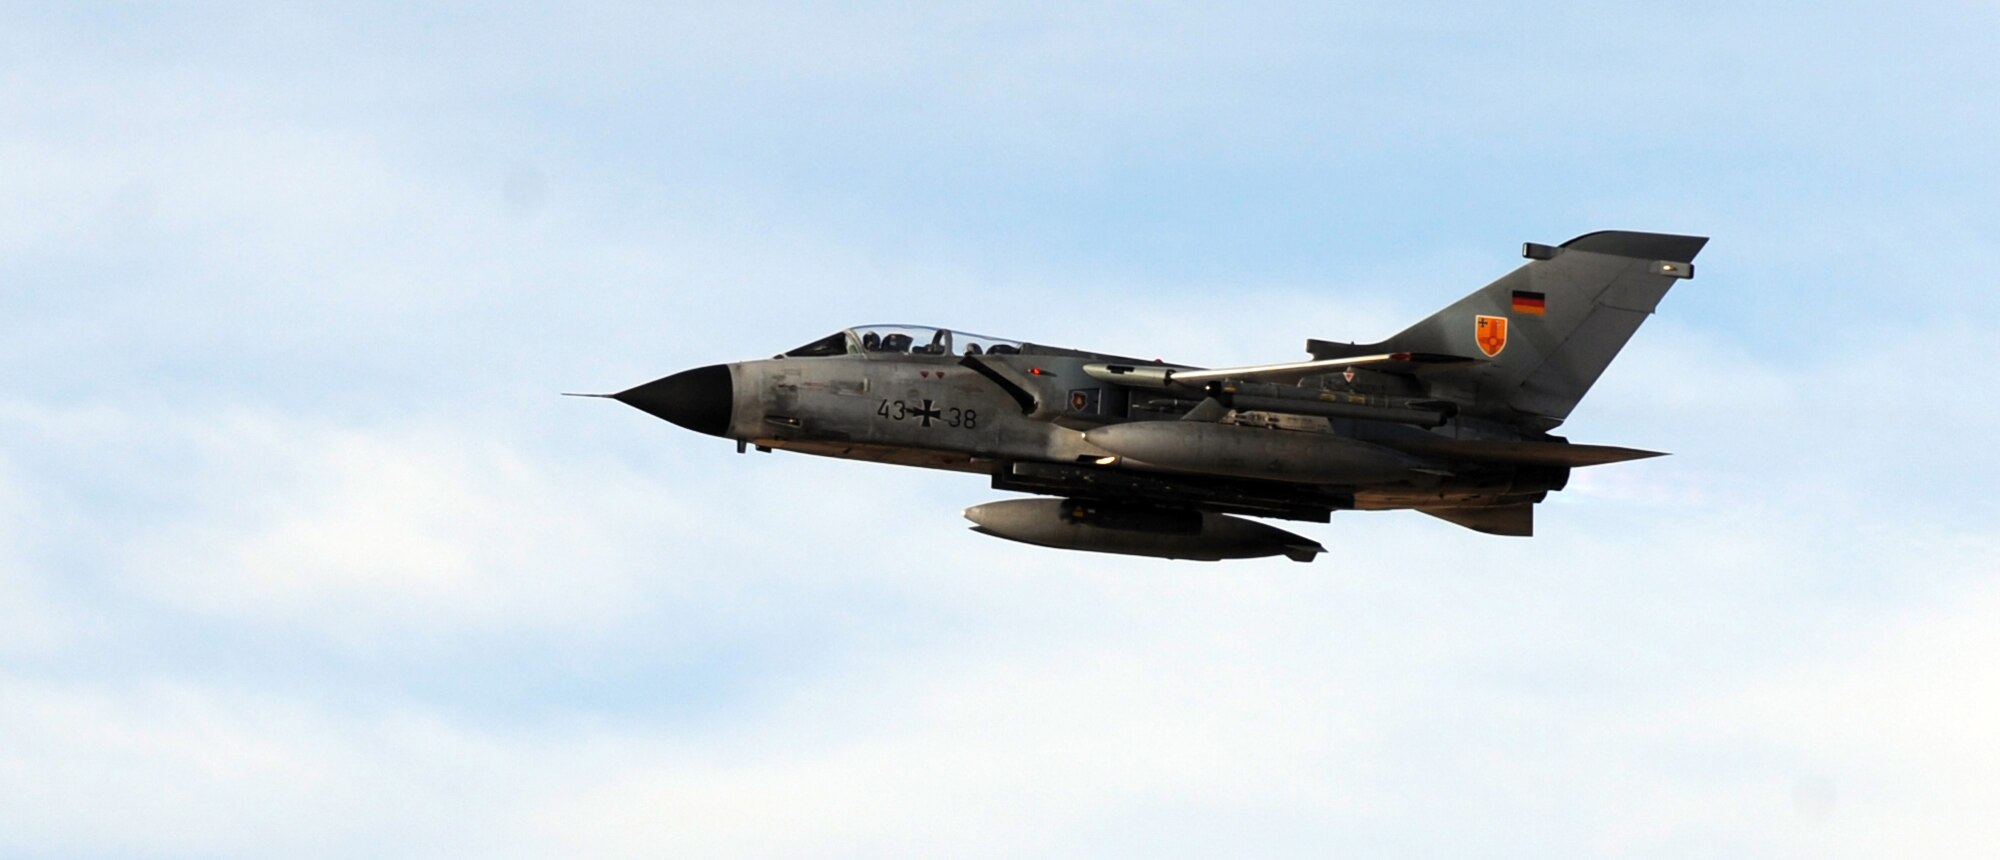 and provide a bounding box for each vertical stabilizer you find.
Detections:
[1312,230,1707,428]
